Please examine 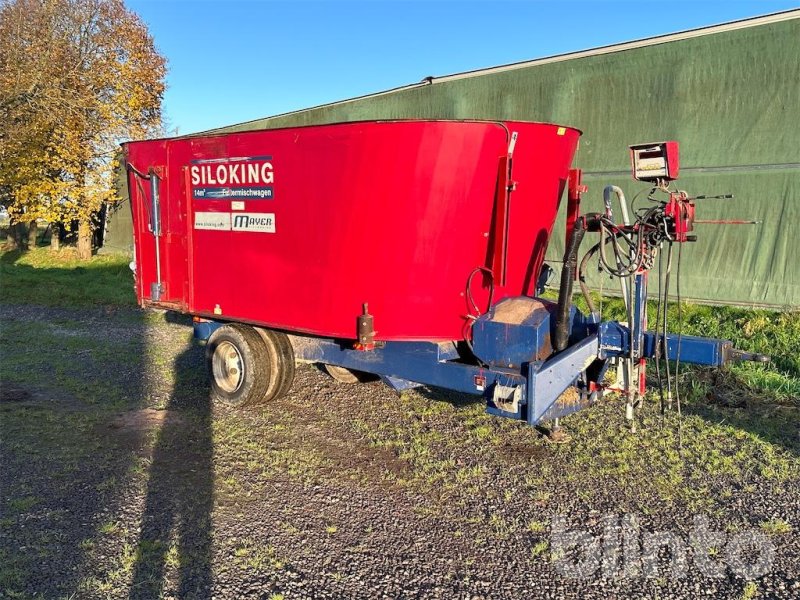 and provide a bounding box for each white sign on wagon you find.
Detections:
[194,211,231,231]
[232,213,276,233]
